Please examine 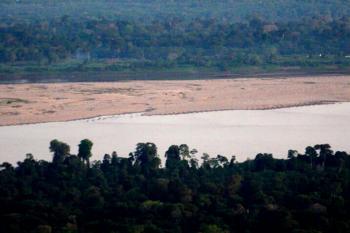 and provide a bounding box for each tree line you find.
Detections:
[1,139,350,233]
[2,0,350,23]
[1,15,350,71]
